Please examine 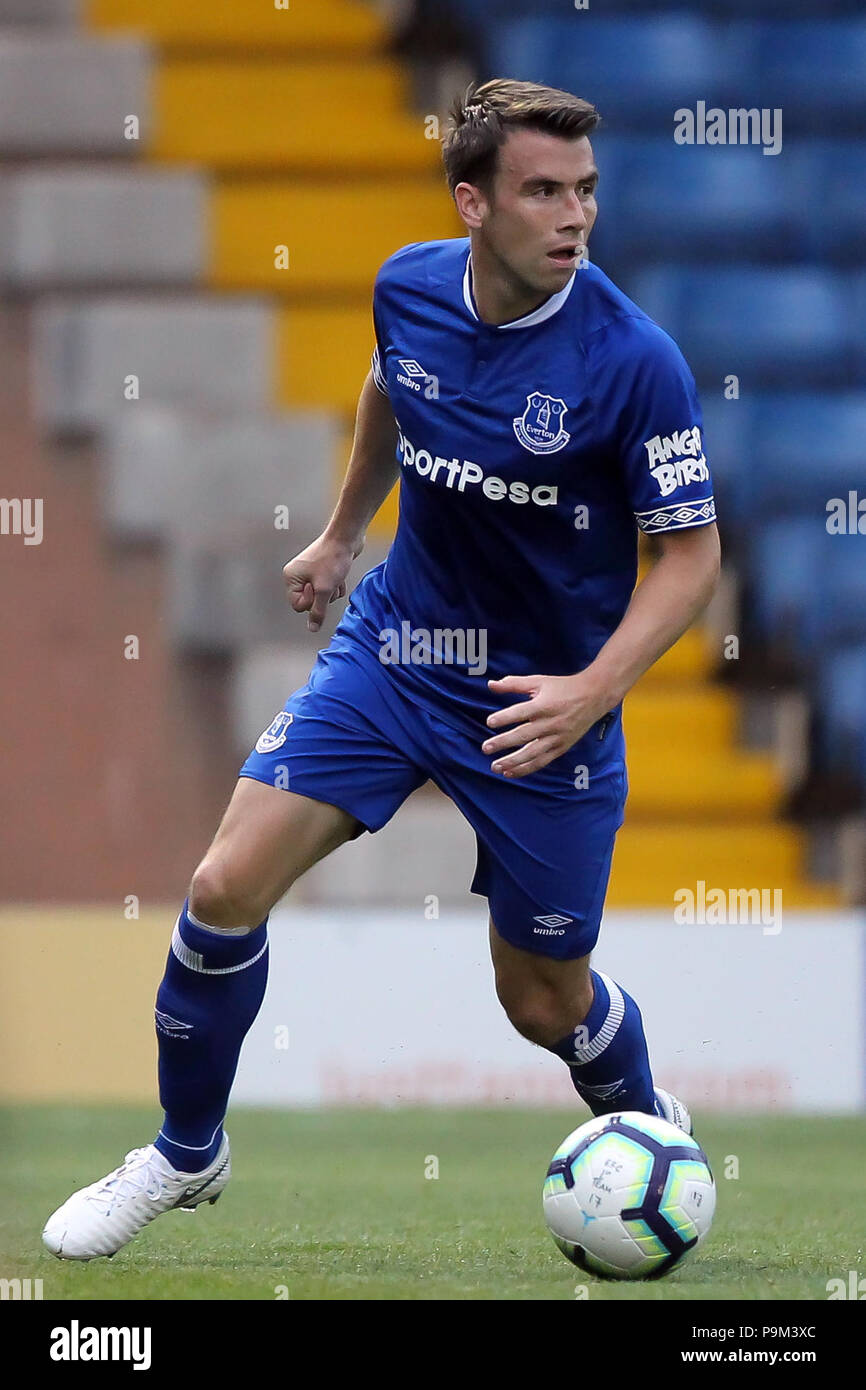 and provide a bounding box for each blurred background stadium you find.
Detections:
[1,0,865,1120]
